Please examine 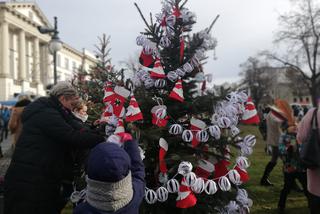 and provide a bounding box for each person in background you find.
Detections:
[0,106,10,140]
[8,97,32,148]
[297,108,320,214]
[277,124,309,214]
[0,110,4,158]
[4,82,105,214]
[73,135,145,214]
[260,101,288,186]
